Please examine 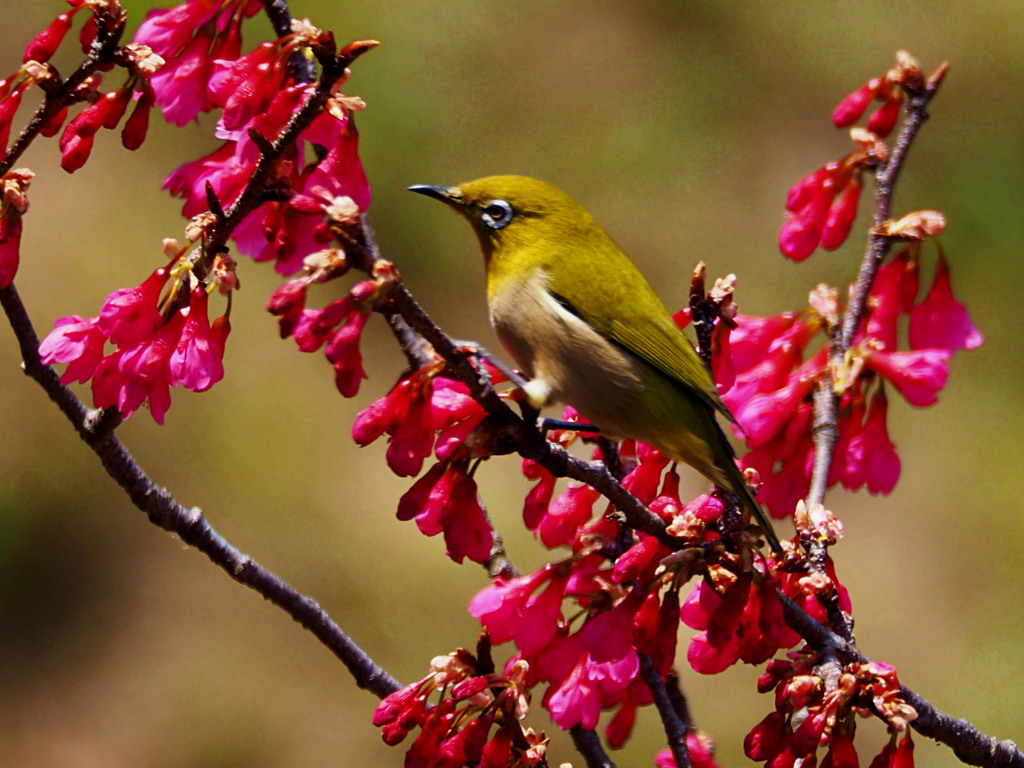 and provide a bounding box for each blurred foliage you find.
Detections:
[1,1,1022,767]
